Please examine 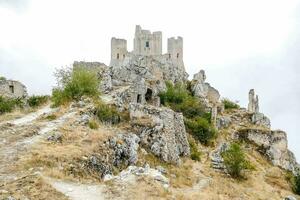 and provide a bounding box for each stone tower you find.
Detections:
[110,37,127,66]
[168,37,183,65]
[133,25,162,56]
[248,89,259,113]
